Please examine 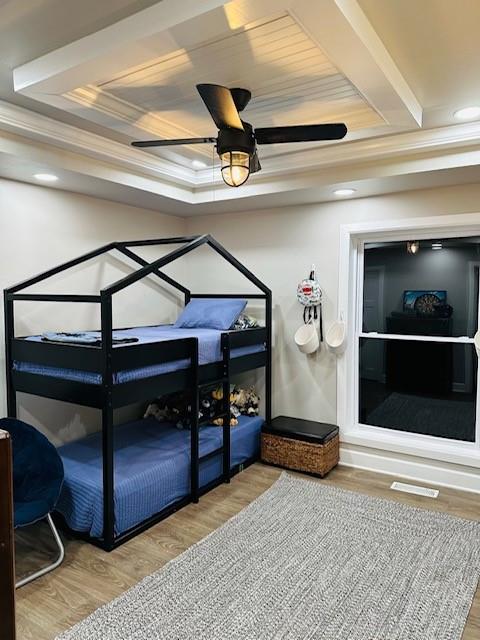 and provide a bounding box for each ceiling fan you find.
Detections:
[132,84,348,187]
